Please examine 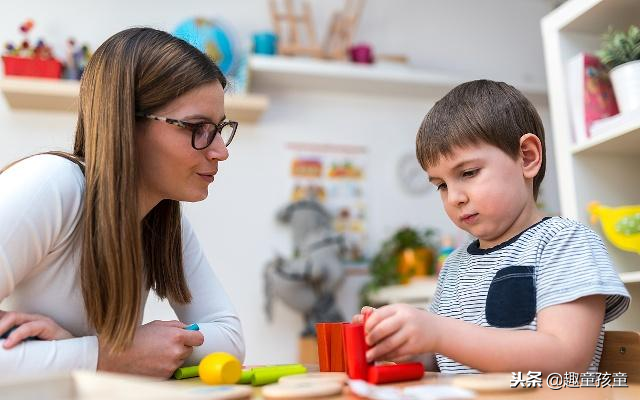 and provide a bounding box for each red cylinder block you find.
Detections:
[315,323,331,372]
[367,363,424,384]
[342,323,370,380]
